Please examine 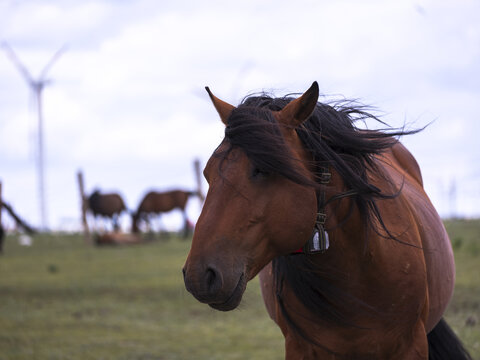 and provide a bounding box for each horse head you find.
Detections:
[183,82,320,311]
